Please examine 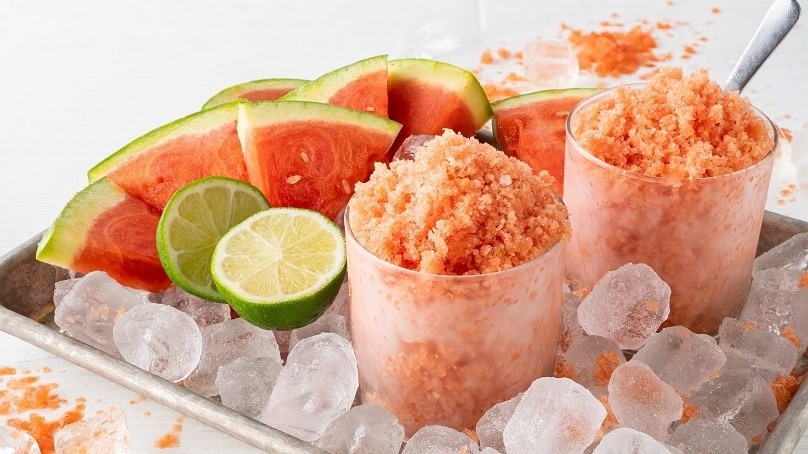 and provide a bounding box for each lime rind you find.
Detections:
[201,78,309,110]
[279,55,387,103]
[87,102,241,182]
[388,58,493,128]
[210,208,347,330]
[156,176,270,303]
